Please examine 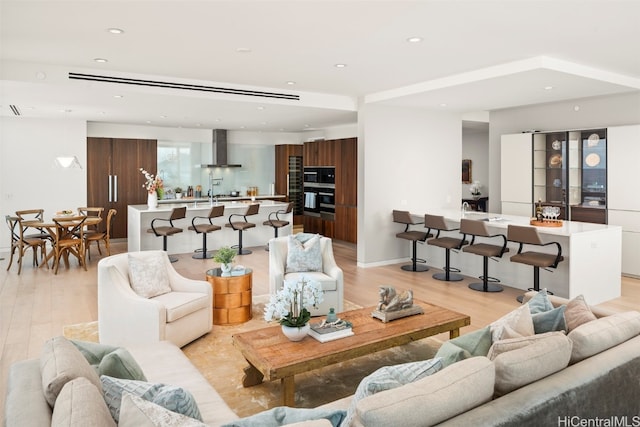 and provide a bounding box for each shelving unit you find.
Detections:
[533,132,569,220]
